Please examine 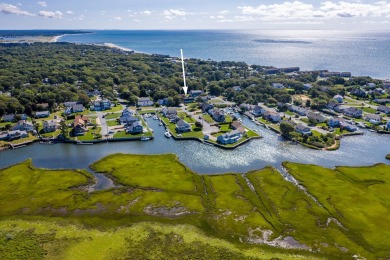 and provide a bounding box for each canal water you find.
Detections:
[0,115,389,174]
